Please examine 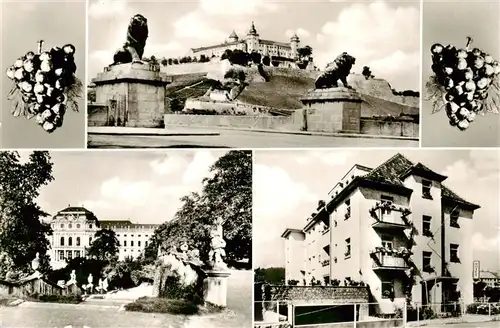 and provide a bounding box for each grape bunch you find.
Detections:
[5,43,77,133]
[431,38,500,130]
